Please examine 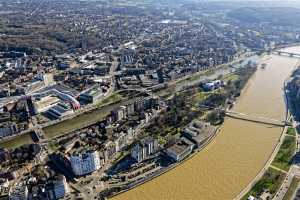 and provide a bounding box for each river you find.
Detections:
[0,55,255,149]
[111,46,300,200]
